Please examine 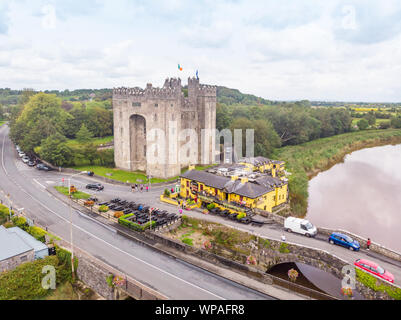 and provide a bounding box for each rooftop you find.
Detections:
[181,169,286,199]
[0,226,33,261]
